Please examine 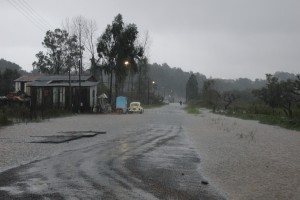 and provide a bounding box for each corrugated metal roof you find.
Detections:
[28,81,99,87]
[14,74,43,82]
[35,75,94,82]
[17,74,99,88]
[15,75,95,82]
